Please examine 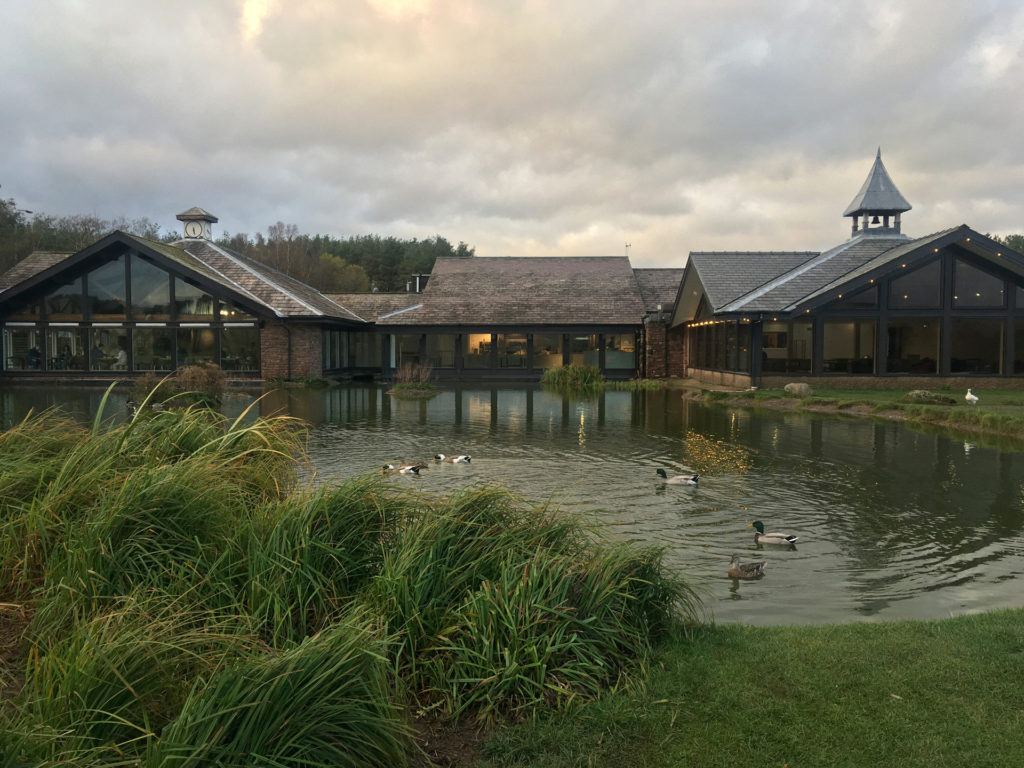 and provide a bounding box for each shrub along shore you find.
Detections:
[0,389,697,767]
